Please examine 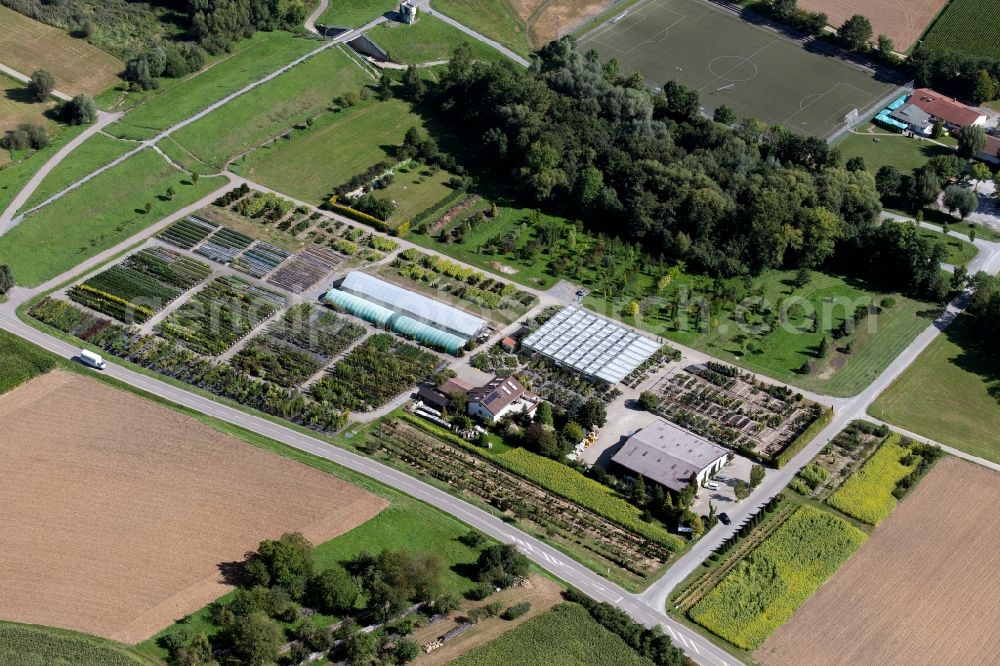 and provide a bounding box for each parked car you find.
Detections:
[705,482,719,491]
[718,513,731,525]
